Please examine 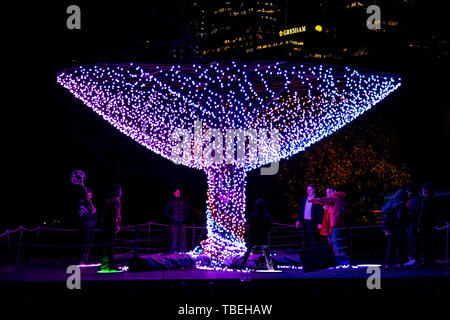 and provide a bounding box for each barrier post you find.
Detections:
[301,230,305,249]
[349,230,353,257]
[446,222,449,263]
[134,224,140,258]
[30,227,40,261]
[192,224,196,250]
[148,223,151,251]
[16,227,23,264]
[7,231,12,265]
